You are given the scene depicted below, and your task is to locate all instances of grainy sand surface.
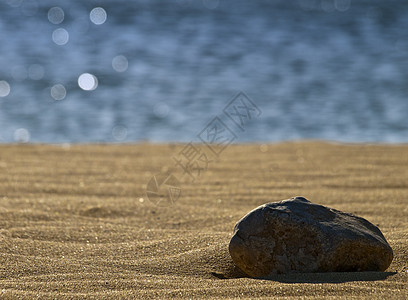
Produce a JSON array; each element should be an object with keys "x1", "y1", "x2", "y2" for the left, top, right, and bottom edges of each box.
[{"x1": 0, "y1": 142, "x2": 407, "y2": 299}]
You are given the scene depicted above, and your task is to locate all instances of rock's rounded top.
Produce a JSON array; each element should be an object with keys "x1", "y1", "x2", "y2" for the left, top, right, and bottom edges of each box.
[
  {"x1": 287, "y1": 196, "x2": 310, "y2": 203},
  {"x1": 229, "y1": 197, "x2": 393, "y2": 277}
]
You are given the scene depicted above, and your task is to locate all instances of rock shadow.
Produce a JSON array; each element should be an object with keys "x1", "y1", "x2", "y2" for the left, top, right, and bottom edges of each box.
[
  {"x1": 215, "y1": 269, "x2": 397, "y2": 283},
  {"x1": 258, "y1": 271, "x2": 397, "y2": 283}
]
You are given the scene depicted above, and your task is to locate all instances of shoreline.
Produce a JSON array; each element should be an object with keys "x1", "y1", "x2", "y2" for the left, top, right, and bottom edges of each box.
[{"x1": 2, "y1": 139, "x2": 408, "y2": 145}]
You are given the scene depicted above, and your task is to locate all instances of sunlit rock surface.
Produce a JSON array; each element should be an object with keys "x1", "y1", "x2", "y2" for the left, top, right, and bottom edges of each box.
[{"x1": 229, "y1": 197, "x2": 393, "y2": 277}]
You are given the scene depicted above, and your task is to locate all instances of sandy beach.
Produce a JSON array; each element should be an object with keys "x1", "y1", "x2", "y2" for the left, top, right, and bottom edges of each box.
[{"x1": 0, "y1": 142, "x2": 407, "y2": 299}]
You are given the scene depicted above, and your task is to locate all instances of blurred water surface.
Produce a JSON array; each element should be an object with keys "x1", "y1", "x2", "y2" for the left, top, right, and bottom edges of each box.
[{"x1": 0, "y1": 0, "x2": 407, "y2": 143}]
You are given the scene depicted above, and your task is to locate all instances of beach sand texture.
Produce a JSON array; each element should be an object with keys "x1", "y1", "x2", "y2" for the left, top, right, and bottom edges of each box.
[{"x1": 0, "y1": 142, "x2": 407, "y2": 299}]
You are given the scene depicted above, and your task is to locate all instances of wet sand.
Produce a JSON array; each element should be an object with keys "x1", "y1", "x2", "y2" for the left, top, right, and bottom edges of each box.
[{"x1": 0, "y1": 142, "x2": 407, "y2": 299}]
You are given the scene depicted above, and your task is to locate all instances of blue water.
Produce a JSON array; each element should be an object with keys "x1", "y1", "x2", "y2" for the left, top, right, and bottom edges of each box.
[{"x1": 1, "y1": 0, "x2": 408, "y2": 143}]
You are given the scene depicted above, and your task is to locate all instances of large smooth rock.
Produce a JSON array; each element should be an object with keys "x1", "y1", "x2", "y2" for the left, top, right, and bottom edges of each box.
[{"x1": 229, "y1": 197, "x2": 393, "y2": 277}]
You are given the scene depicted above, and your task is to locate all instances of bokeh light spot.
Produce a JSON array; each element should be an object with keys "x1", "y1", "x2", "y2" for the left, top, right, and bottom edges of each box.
[
  {"x1": 260, "y1": 144, "x2": 268, "y2": 153},
  {"x1": 112, "y1": 125, "x2": 128, "y2": 141},
  {"x1": 52, "y1": 28, "x2": 69, "y2": 45},
  {"x1": 0, "y1": 81, "x2": 11, "y2": 97},
  {"x1": 48, "y1": 7, "x2": 65, "y2": 24},
  {"x1": 335, "y1": 0, "x2": 351, "y2": 12},
  {"x1": 90, "y1": 7, "x2": 107, "y2": 25},
  {"x1": 51, "y1": 84, "x2": 66, "y2": 101},
  {"x1": 78, "y1": 73, "x2": 98, "y2": 91},
  {"x1": 28, "y1": 64, "x2": 45, "y2": 80},
  {"x1": 153, "y1": 103, "x2": 169, "y2": 118},
  {"x1": 112, "y1": 55, "x2": 128, "y2": 72},
  {"x1": 14, "y1": 128, "x2": 30, "y2": 143},
  {"x1": 7, "y1": 0, "x2": 22, "y2": 7}
]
